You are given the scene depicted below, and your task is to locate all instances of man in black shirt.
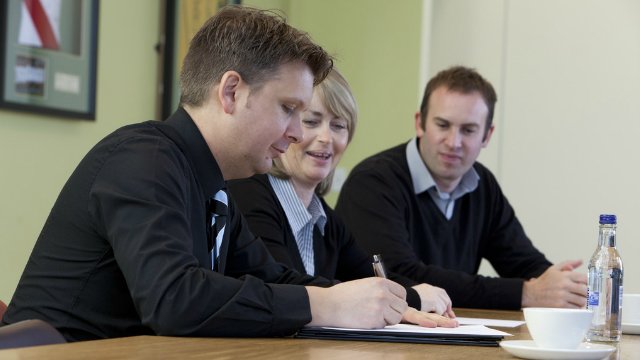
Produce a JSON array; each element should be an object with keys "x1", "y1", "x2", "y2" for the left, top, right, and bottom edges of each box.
[
  {"x1": 336, "y1": 66, "x2": 588, "y2": 310},
  {"x1": 2, "y1": 6, "x2": 412, "y2": 341}
]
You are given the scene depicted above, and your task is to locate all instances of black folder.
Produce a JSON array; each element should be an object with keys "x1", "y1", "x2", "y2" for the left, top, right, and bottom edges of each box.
[{"x1": 295, "y1": 326, "x2": 504, "y2": 347}]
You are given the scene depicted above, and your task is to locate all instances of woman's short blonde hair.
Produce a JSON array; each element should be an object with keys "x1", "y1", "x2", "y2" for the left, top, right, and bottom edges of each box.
[{"x1": 270, "y1": 68, "x2": 358, "y2": 196}]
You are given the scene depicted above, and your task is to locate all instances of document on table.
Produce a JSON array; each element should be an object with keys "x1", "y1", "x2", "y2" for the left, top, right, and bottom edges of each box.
[
  {"x1": 295, "y1": 323, "x2": 512, "y2": 347},
  {"x1": 456, "y1": 317, "x2": 525, "y2": 328}
]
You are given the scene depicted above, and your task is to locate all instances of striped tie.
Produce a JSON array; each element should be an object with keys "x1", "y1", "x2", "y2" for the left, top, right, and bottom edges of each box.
[{"x1": 208, "y1": 189, "x2": 228, "y2": 271}]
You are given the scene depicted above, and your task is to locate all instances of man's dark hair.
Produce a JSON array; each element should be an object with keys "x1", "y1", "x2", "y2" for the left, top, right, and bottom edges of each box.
[
  {"x1": 180, "y1": 6, "x2": 333, "y2": 106},
  {"x1": 419, "y1": 66, "x2": 497, "y2": 137}
]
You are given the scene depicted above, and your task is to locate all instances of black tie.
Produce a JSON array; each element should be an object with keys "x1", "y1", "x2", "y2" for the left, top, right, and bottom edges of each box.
[{"x1": 208, "y1": 189, "x2": 228, "y2": 271}]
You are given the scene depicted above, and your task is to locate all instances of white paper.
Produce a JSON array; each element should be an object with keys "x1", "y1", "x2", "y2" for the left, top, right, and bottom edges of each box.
[
  {"x1": 320, "y1": 323, "x2": 512, "y2": 337},
  {"x1": 456, "y1": 316, "x2": 525, "y2": 328}
]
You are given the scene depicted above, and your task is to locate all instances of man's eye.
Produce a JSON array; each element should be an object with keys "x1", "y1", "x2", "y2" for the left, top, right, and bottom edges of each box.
[{"x1": 282, "y1": 105, "x2": 294, "y2": 115}]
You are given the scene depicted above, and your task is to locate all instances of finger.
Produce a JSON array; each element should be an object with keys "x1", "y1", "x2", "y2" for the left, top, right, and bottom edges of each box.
[
  {"x1": 389, "y1": 295, "x2": 409, "y2": 316},
  {"x1": 445, "y1": 306, "x2": 456, "y2": 319},
  {"x1": 567, "y1": 292, "x2": 587, "y2": 308},
  {"x1": 383, "y1": 302, "x2": 405, "y2": 326},
  {"x1": 558, "y1": 259, "x2": 583, "y2": 271},
  {"x1": 419, "y1": 312, "x2": 458, "y2": 328},
  {"x1": 384, "y1": 279, "x2": 408, "y2": 299},
  {"x1": 440, "y1": 294, "x2": 454, "y2": 317},
  {"x1": 441, "y1": 292, "x2": 453, "y2": 309},
  {"x1": 567, "y1": 271, "x2": 588, "y2": 284},
  {"x1": 403, "y1": 308, "x2": 437, "y2": 328},
  {"x1": 566, "y1": 281, "x2": 588, "y2": 297},
  {"x1": 444, "y1": 291, "x2": 456, "y2": 319},
  {"x1": 386, "y1": 288, "x2": 409, "y2": 322},
  {"x1": 564, "y1": 300, "x2": 583, "y2": 309},
  {"x1": 435, "y1": 314, "x2": 459, "y2": 328},
  {"x1": 438, "y1": 298, "x2": 451, "y2": 315}
]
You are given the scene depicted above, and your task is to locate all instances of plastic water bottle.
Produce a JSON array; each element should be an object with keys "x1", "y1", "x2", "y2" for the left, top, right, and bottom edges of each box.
[{"x1": 586, "y1": 214, "x2": 623, "y2": 342}]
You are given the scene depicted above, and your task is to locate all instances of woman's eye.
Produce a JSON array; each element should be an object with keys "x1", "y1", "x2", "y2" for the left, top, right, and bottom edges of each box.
[{"x1": 332, "y1": 123, "x2": 347, "y2": 130}]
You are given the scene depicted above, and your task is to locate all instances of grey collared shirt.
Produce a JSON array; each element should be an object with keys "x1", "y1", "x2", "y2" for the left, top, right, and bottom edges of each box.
[
  {"x1": 268, "y1": 174, "x2": 326, "y2": 276},
  {"x1": 406, "y1": 138, "x2": 479, "y2": 219}
]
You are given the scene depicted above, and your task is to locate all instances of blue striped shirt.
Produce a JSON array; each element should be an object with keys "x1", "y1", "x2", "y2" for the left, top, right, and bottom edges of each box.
[{"x1": 268, "y1": 175, "x2": 326, "y2": 275}]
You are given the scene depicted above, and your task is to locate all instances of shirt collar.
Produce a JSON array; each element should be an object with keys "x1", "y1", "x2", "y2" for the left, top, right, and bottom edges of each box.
[
  {"x1": 164, "y1": 107, "x2": 225, "y2": 198},
  {"x1": 405, "y1": 137, "x2": 480, "y2": 196},
  {"x1": 269, "y1": 175, "x2": 327, "y2": 236}
]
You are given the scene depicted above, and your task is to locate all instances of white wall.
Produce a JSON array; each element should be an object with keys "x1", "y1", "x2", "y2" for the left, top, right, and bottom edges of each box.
[{"x1": 428, "y1": 0, "x2": 640, "y2": 292}]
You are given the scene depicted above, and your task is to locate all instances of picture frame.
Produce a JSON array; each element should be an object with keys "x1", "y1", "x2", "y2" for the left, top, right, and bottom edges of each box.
[
  {"x1": 161, "y1": 0, "x2": 240, "y2": 120},
  {"x1": 0, "y1": 0, "x2": 99, "y2": 120}
]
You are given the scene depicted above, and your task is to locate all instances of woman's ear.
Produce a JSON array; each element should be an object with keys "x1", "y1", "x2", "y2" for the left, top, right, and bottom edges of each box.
[{"x1": 218, "y1": 71, "x2": 242, "y2": 114}]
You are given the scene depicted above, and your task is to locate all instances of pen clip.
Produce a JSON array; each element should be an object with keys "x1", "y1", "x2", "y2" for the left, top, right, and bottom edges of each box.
[{"x1": 372, "y1": 254, "x2": 387, "y2": 279}]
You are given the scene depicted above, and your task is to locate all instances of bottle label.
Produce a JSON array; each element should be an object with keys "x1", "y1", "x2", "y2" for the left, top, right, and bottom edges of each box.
[
  {"x1": 588, "y1": 291, "x2": 599, "y2": 307},
  {"x1": 620, "y1": 286, "x2": 624, "y2": 309}
]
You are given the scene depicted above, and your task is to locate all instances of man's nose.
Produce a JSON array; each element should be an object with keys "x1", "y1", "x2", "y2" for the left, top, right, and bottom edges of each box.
[
  {"x1": 287, "y1": 116, "x2": 303, "y2": 144},
  {"x1": 445, "y1": 130, "x2": 462, "y2": 148}
]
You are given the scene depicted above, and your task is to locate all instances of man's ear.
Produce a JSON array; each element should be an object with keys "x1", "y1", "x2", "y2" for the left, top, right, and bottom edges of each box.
[
  {"x1": 482, "y1": 125, "x2": 495, "y2": 147},
  {"x1": 414, "y1": 111, "x2": 425, "y2": 138},
  {"x1": 218, "y1": 71, "x2": 242, "y2": 114}
]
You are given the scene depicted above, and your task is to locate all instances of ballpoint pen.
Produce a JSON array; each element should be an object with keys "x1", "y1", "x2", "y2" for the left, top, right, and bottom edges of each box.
[{"x1": 372, "y1": 254, "x2": 387, "y2": 279}]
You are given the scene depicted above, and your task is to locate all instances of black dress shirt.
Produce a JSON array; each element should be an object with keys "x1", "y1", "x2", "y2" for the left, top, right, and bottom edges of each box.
[{"x1": 2, "y1": 108, "x2": 331, "y2": 341}]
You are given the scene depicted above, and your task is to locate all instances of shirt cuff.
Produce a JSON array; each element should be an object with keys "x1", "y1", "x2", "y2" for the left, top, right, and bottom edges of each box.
[{"x1": 268, "y1": 283, "x2": 313, "y2": 335}]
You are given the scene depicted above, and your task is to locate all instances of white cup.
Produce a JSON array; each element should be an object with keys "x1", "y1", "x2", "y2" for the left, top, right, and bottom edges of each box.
[
  {"x1": 523, "y1": 308, "x2": 593, "y2": 349},
  {"x1": 622, "y1": 293, "x2": 640, "y2": 324}
]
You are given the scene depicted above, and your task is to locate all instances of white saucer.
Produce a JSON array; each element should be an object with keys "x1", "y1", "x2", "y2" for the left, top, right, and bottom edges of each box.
[
  {"x1": 500, "y1": 340, "x2": 615, "y2": 360},
  {"x1": 622, "y1": 322, "x2": 640, "y2": 334}
]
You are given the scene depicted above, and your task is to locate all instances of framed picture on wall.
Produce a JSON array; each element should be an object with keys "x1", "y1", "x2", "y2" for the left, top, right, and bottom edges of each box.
[
  {"x1": 161, "y1": 0, "x2": 240, "y2": 120},
  {"x1": 0, "y1": 0, "x2": 99, "y2": 120}
]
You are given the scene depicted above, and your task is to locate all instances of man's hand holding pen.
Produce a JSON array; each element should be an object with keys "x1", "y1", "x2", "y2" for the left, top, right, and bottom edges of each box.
[{"x1": 306, "y1": 277, "x2": 408, "y2": 329}]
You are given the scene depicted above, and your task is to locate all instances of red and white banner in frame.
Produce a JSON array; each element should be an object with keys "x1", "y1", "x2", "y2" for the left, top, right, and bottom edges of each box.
[{"x1": 18, "y1": 0, "x2": 61, "y2": 50}]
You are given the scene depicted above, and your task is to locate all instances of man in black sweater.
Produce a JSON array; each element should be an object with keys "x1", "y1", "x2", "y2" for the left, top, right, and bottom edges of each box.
[{"x1": 335, "y1": 66, "x2": 587, "y2": 310}]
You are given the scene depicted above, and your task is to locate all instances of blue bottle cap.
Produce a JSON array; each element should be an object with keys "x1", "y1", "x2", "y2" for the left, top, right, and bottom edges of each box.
[{"x1": 599, "y1": 214, "x2": 617, "y2": 224}]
